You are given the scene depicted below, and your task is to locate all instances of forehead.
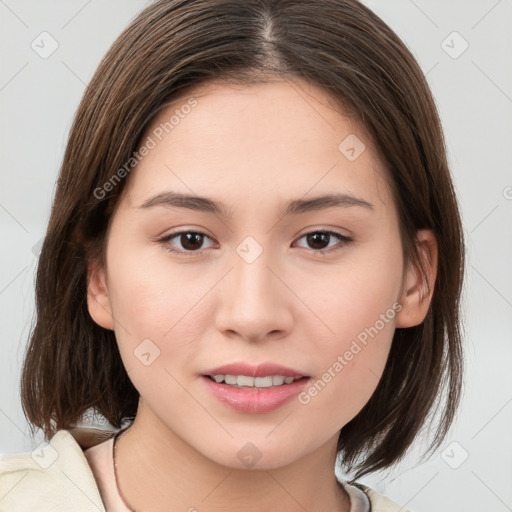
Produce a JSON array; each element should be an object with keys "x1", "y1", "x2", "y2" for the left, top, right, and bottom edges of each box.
[{"x1": 122, "y1": 78, "x2": 393, "y2": 215}]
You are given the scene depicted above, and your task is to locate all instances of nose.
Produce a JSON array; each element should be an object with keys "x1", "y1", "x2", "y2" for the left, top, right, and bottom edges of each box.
[{"x1": 214, "y1": 244, "x2": 294, "y2": 343}]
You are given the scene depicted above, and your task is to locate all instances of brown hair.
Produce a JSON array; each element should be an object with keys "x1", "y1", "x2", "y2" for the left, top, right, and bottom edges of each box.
[{"x1": 21, "y1": 0, "x2": 465, "y2": 480}]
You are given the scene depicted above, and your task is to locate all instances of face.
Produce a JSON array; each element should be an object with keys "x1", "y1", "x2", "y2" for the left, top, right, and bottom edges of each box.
[{"x1": 88, "y1": 78, "x2": 435, "y2": 470}]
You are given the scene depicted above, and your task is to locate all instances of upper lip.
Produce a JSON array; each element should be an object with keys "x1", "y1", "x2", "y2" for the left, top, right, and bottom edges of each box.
[{"x1": 202, "y1": 362, "x2": 308, "y2": 378}]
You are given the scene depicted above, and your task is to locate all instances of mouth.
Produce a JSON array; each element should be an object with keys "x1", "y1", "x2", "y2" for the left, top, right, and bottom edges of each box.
[
  {"x1": 201, "y1": 374, "x2": 310, "y2": 414},
  {"x1": 199, "y1": 362, "x2": 310, "y2": 412}
]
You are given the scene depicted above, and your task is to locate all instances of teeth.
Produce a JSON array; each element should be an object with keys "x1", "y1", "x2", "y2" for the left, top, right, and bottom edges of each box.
[
  {"x1": 238, "y1": 375, "x2": 255, "y2": 387},
  {"x1": 224, "y1": 374, "x2": 238, "y2": 385},
  {"x1": 209, "y1": 374, "x2": 303, "y2": 388}
]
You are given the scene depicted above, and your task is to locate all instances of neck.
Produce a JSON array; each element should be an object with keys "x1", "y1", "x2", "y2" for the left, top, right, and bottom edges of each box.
[{"x1": 115, "y1": 399, "x2": 350, "y2": 512}]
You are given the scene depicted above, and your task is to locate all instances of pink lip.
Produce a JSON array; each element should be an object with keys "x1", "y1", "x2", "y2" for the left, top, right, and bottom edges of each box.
[
  {"x1": 202, "y1": 362, "x2": 307, "y2": 379},
  {"x1": 201, "y1": 376, "x2": 310, "y2": 413}
]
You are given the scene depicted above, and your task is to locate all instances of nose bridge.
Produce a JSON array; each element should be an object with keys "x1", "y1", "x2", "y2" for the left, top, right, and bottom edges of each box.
[
  {"x1": 233, "y1": 242, "x2": 274, "y2": 301},
  {"x1": 215, "y1": 237, "x2": 291, "y2": 340},
  {"x1": 231, "y1": 237, "x2": 280, "y2": 309}
]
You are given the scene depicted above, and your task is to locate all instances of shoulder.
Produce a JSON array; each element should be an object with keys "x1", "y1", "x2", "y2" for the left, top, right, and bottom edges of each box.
[
  {"x1": 0, "y1": 429, "x2": 108, "y2": 512},
  {"x1": 351, "y1": 481, "x2": 413, "y2": 512}
]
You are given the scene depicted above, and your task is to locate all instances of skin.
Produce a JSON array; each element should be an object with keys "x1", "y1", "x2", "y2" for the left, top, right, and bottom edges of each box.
[{"x1": 87, "y1": 77, "x2": 437, "y2": 512}]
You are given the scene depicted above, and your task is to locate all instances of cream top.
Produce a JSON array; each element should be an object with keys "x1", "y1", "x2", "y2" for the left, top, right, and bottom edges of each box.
[{"x1": 0, "y1": 429, "x2": 407, "y2": 511}]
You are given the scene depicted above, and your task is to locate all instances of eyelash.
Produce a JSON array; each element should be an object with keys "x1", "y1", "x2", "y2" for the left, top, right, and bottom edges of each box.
[{"x1": 158, "y1": 229, "x2": 353, "y2": 257}]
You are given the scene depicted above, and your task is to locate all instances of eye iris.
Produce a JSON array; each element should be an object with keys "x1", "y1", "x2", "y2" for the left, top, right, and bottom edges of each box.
[
  {"x1": 307, "y1": 232, "x2": 330, "y2": 250},
  {"x1": 181, "y1": 232, "x2": 203, "y2": 251}
]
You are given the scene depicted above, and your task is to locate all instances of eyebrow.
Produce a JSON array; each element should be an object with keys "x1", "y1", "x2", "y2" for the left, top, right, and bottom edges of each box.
[{"x1": 138, "y1": 191, "x2": 374, "y2": 217}]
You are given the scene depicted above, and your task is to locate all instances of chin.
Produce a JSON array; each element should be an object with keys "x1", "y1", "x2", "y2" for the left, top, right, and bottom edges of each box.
[{"x1": 198, "y1": 436, "x2": 309, "y2": 472}]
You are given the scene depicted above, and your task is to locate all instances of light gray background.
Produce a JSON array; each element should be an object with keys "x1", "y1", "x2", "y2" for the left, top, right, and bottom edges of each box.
[{"x1": 1, "y1": 1, "x2": 511, "y2": 510}]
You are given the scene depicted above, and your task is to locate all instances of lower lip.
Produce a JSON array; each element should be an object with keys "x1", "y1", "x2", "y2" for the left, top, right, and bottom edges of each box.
[{"x1": 201, "y1": 376, "x2": 310, "y2": 413}]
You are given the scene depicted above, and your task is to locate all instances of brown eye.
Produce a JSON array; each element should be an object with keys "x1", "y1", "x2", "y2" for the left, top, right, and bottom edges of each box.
[
  {"x1": 295, "y1": 230, "x2": 352, "y2": 255},
  {"x1": 160, "y1": 230, "x2": 214, "y2": 255}
]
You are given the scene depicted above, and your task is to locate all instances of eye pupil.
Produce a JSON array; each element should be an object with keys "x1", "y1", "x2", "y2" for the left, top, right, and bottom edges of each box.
[{"x1": 307, "y1": 232, "x2": 329, "y2": 250}]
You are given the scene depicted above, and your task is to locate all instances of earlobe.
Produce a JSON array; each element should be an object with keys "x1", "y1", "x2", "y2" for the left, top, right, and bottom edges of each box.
[
  {"x1": 396, "y1": 229, "x2": 438, "y2": 328},
  {"x1": 86, "y1": 260, "x2": 115, "y2": 330}
]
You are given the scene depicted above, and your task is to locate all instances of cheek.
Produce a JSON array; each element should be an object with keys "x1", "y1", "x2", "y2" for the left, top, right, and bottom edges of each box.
[
  {"x1": 105, "y1": 256, "x2": 210, "y2": 416},
  {"x1": 296, "y1": 239, "x2": 403, "y2": 427},
  {"x1": 104, "y1": 239, "x2": 209, "y2": 377}
]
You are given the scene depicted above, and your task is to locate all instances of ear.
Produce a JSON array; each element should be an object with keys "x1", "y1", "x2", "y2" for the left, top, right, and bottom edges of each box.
[
  {"x1": 86, "y1": 259, "x2": 115, "y2": 330},
  {"x1": 395, "y1": 229, "x2": 438, "y2": 328}
]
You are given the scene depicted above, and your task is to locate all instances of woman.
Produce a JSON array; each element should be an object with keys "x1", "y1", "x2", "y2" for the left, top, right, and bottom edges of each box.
[{"x1": 0, "y1": 1, "x2": 464, "y2": 510}]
